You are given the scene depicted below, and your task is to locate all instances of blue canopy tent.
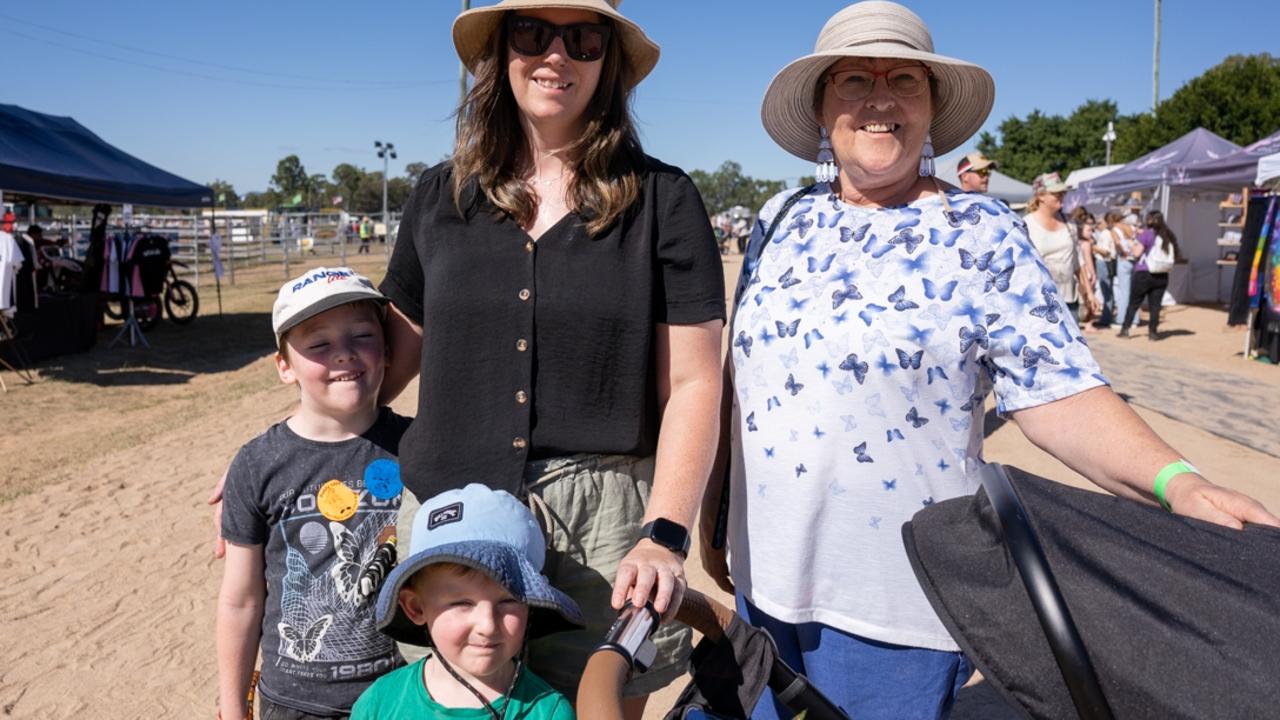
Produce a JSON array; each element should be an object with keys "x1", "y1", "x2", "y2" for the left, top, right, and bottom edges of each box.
[
  {"x1": 1068, "y1": 129, "x2": 1242, "y2": 304},
  {"x1": 0, "y1": 104, "x2": 212, "y2": 207}
]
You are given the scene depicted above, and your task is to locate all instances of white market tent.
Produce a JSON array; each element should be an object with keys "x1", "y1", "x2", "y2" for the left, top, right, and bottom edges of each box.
[
  {"x1": 1064, "y1": 164, "x2": 1122, "y2": 189},
  {"x1": 1257, "y1": 152, "x2": 1280, "y2": 186},
  {"x1": 934, "y1": 165, "x2": 1032, "y2": 204}
]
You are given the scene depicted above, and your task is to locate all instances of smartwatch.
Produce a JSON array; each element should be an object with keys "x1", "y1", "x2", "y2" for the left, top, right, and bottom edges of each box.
[{"x1": 640, "y1": 518, "x2": 690, "y2": 557}]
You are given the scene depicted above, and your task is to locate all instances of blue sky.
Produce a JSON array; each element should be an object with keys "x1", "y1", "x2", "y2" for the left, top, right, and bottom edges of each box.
[{"x1": 7, "y1": 1, "x2": 1278, "y2": 194}]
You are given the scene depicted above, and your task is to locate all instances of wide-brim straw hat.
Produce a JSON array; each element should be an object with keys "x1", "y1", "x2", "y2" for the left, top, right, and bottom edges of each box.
[
  {"x1": 452, "y1": 0, "x2": 660, "y2": 89},
  {"x1": 761, "y1": 1, "x2": 995, "y2": 161}
]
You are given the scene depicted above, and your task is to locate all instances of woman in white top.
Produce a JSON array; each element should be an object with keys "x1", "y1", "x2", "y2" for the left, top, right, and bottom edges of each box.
[
  {"x1": 1024, "y1": 173, "x2": 1081, "y2": 315},
  {"x1": 1092, "y1": 210, "x2": 1122, "y2": 327}
]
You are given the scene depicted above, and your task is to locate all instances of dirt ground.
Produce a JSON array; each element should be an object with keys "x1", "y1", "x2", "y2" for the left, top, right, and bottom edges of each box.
[{"x1": 1, "y1": 250, "x2": 1275, "y2": 718}]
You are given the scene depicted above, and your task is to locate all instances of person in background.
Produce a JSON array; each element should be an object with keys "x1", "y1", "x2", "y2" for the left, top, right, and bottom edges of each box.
[
  {"x1": 1091, "y1": 210, "x2": 1120, "y2": 327},
  {"x1": 1025, "y1": 173, "x2": 1082, "y2": 317},
  {"x1": 1114, "y1": 212, "x2": 1141, "y2": 326},
  {"x1": 955, "y1": 151, "x2": 996, "y2": 194},
  {"x1": 357, "y1": 216, "x2": 372, "y2": 254},
  {"x1": 1119, "y1": 209, "x2": 1178, "y2": 340},
  {"x1": 1068, "y1": 207, "x2": 1101, "y2": 330}
]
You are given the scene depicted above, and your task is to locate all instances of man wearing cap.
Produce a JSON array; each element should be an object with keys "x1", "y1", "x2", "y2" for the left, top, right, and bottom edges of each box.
[{"x1": 957, "y1": 152, "x2": 997, "y2": 194}]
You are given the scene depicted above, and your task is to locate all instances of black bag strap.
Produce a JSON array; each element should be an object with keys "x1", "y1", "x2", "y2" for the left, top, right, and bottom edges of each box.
[{"x1": 712, "y1": 185, "x2": 816, "y2": 550}]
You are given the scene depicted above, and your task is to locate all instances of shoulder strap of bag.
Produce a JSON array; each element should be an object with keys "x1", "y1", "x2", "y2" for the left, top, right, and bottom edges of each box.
[
  {"x1": 712, "y1": 184, "x2": 816, "y2": 550},
  {"x1": 742, "y1": 184, "x2": 816, "y2": 278}
]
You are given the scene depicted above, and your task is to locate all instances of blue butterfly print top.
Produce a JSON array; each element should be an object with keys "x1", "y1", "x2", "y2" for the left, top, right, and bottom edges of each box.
[{"x1": 724, "y1": 185, "x2": 1108, "y2": 651}]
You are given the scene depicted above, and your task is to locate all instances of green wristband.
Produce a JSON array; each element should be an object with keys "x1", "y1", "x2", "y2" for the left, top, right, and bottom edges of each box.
[{"x1": 1154, "y1": 460, "x2": 1199, "y2": 511}]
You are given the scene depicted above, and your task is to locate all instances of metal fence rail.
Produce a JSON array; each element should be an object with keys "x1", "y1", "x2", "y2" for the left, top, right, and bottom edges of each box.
[{"x1": 46, "y1": 210, "x2": 400, "y2": 288}]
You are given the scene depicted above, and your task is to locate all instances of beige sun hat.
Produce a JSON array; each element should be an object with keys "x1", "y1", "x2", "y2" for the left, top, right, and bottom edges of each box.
[
  {"x1": 761, "y1": 0, "x2": 995, "y2": 161},
  {"x1": 452, "y1": 0, "x2": 660, "y2": 88}
]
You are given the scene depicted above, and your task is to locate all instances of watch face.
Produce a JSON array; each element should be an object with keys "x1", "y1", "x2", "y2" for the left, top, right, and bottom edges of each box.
[{"x1": 649, "y1": 518, "x2": 689, "y2": 554}]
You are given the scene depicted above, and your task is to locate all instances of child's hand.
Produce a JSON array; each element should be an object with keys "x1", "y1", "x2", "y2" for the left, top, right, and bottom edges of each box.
[{"x1": 209, "y1": 469, "x2": 228, "y2": 559}]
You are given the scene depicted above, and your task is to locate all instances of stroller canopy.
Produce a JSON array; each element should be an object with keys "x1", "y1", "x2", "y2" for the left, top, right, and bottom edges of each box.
[
  {"x1": 903, "y1": 466, "x2": 1280, "y2": 720},
  {"x1": 0, "y1": 104, "x2": 212, "y2": 207}
]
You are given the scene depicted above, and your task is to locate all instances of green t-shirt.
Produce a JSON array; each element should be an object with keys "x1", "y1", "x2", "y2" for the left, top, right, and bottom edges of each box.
[{"x1": 351, "y1": 656, "x2": 575, "y2": 719}]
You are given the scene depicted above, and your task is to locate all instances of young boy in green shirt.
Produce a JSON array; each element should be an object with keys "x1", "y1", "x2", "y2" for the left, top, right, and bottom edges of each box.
[{"x1": 354, "y1": 484, "x2": 582, "y2": 719}]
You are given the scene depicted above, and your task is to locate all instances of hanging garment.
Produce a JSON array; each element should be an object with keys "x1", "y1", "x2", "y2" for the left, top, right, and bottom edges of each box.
[
  {"x1": 0, "y1": 231, "x2": 22, "y2": 312},
  {"x1": 130, "y1": 234, "x2": 170, "y2": 296},
  {"x1": 100, "y1": 233, "x2": 123, "y2": 294}
]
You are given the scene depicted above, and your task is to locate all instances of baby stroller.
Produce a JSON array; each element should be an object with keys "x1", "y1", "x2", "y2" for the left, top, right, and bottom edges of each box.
[{"x1": 579, "y1": 463, "x2": 1280, "y2": 719}]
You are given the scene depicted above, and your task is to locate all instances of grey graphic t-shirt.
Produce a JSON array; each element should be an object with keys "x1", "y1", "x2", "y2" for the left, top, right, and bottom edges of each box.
[{"x1": 222, "y1": 408, "x2": 411, "y2": 715}]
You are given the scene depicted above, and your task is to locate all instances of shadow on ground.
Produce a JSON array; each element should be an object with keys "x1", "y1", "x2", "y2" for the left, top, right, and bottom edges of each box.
[{"x1": 32, "y1": 312, "x2": 274, "y2": 387}]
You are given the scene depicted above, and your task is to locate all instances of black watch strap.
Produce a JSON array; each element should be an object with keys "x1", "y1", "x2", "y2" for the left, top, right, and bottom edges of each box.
[{"x1": 640, "y1": 518, "x2": 690, "y2": 557}]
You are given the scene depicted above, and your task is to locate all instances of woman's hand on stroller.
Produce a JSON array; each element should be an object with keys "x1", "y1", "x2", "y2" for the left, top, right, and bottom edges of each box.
[
  {"x1": 1165, "y1": 474, "x2": 1280, "y2": 530},
  {"x1": 612, "y1": 539, "x2": 687, "y2": 621}
]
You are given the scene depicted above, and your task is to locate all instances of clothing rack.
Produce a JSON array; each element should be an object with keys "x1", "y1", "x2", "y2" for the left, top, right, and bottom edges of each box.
[{"x1": 1238, "y1": 189, "x2": 1278, "y2": 362}]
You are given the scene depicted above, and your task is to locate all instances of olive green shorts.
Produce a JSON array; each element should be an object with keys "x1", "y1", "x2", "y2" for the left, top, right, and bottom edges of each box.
[
  {"x1": 522, "y1": 453, "x2": 693, "y2": 699},
  {"x1": 394, "y1": 453, "x2": 692, "y2": 699}
]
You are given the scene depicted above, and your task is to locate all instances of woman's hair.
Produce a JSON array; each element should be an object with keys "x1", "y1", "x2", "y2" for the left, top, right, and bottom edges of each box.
[
  {"x1": 1103, "y1": 210, "x2": 1124, "y2": 225},
  {"x1": 450, "y1": 15, "x2": 645, "y2": 237},
  {"x1": 1069, "y1": 207, "x2": 1094, "y2": 239},
  {"x1": 1145, "y1": 210, "x2": 1179, "y2": 258},
  {"x1": 1026, "y1": 192, "x2": 1042, "y2": 212}
]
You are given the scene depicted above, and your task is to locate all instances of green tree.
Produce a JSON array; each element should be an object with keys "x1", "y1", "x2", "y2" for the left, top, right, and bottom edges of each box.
[
  {"x1": 1114, "y1": 54, "x2": 1280, "y2": 161},
  {"x1": 690, "y1": 161, "x2": 788, "y2": 216},
  {"x1": 355, "y1": 171, "x2": 387, "y2": 214},
  {"x1": 404, "y1": 162, "x2": 430, "y2": 182},
  {"x1": 241, "y1": 190, "x2": 277, "y2": 209},
  {"x1": 977, "y1": 100, "x2": 1135, "y2": 182},
  {"x1": 331, "y1": 163, "x2": 365, "y2": 210},
  {"x1": 207, "y1": 179, "x2": 241, "y2": 209},
  {"x1": 270, "y1": 155, "x2": 309, "y2": 199}
]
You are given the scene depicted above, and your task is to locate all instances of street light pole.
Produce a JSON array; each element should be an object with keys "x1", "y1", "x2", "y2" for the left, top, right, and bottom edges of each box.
[
  {"x1": 1152, "y1": 0, "x2": 1162, "y2": 111},
  {"x1": 1102, "y1": 121, "x2": 1117, "y2": 166},
  {"x1": 375, "y1": 140, "x2": 396, "y2": 255}
]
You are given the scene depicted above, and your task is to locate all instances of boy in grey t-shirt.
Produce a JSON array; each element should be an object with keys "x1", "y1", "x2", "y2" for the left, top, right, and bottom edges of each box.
[{"x1": 217, "y1": 268, "x2": 410, "y2": 719}]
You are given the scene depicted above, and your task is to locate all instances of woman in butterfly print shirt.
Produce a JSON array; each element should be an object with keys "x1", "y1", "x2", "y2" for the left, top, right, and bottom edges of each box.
[{"x1": 698, "y1": 3, "x2": 1280, "y2": 718}]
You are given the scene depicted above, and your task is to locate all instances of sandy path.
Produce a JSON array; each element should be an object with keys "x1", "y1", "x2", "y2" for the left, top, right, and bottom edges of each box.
[{"x1": 1, "y1": 252, "x2": 1275, "y2": 719}]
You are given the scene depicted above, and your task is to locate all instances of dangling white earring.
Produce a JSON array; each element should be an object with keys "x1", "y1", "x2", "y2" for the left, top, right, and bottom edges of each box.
[
  {"x1": 816, "y1": 127, "x2": 838, "y2": 184},
  {"x1": 918, "y1": 133, "x2": 935, "y2": 178}
]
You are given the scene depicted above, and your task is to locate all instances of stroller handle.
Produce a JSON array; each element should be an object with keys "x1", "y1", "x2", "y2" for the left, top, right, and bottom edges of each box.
[
  {"x1": 980, "y1": 463, "x2": 1115, "y2": 720},
  {"x1": 578, "y1": 589, "x2": 850, "y2": 720},
  {"x1": 578, "y1": 589, "x2": 730, "y2": 719}
]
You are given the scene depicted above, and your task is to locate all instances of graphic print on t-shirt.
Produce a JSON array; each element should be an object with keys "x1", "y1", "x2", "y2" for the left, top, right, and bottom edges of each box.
[{"x1": 275, "y1": 469, "x2": 399, "y2": 670}]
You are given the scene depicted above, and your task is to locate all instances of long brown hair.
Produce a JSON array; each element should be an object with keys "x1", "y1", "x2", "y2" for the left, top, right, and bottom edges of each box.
[
  {"x1": 1145, "y1": 210, "x2": 1179, "y2": 259},
  {"x1": 450, "y1": 14, "x2": 645, "y2": 236}
]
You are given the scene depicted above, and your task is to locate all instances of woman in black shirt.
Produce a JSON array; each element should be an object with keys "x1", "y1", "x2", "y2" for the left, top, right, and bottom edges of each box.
[{"x1": 378, "y1": 1, "x2": 725, "y2": 708}]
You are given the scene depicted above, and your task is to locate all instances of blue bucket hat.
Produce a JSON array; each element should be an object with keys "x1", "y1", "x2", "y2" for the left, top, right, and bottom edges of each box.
[{"x1": 375, "y1": 484, "x2": 583, "y2": 646}]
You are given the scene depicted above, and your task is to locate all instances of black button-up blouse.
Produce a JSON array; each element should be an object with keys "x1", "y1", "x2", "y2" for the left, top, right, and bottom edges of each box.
[{"x1": 380, "y1": 157, "x2": 726, "y2": 500}]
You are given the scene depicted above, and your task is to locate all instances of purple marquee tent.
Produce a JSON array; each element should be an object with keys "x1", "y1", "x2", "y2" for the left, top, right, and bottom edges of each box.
[
  {"x1": 1173, "y1": 129, "x2": 1280, "y2": 192},
  {"x1": 1067, "y1": 129, "x2": 1243, "y2": 304},
  {"x1": 1069, "y1": 128, "x2": 1241, "y2": 206}
]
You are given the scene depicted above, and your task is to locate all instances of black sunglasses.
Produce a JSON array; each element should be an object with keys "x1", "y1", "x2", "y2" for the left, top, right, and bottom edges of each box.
[{"x1": 506, "y1": 14, "x2": 611, "y2": 62}]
